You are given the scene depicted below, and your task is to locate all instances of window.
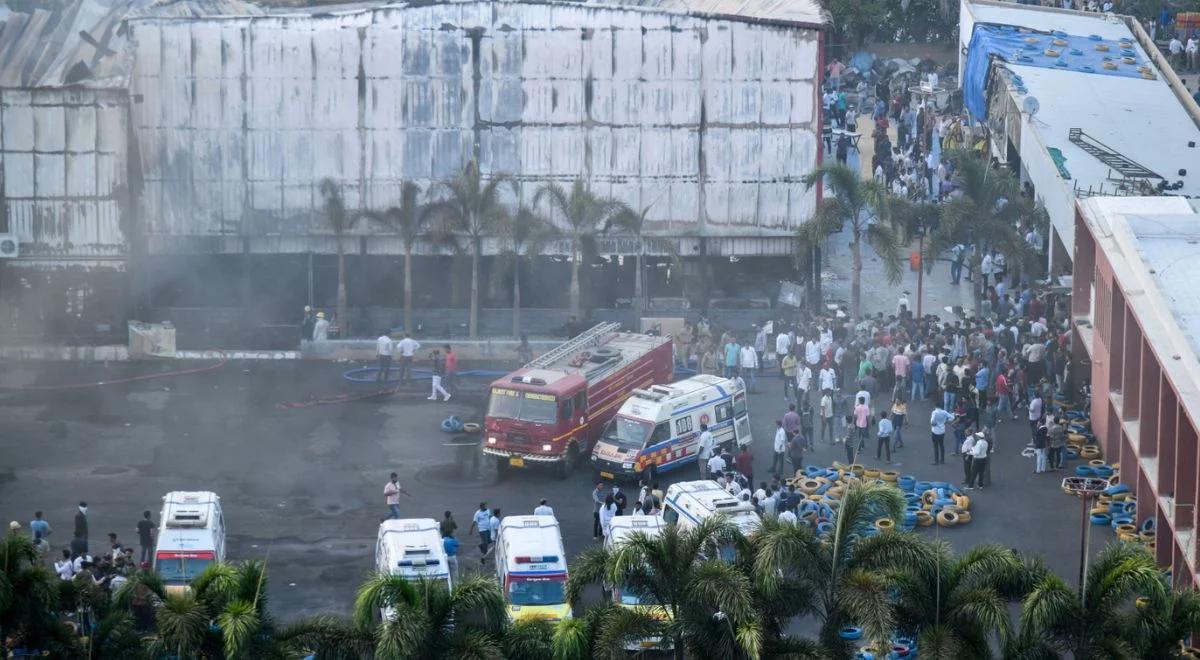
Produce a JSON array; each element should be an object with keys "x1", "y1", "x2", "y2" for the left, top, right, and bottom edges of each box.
[
  {"x1": 561, "y1": 398, "x2": 574, "y2": 421},
  {"x1": 675, "y1": 416, "x2": 693, "y2": 435},
  {"x1": 663, "y1": 507, "x2": 679, "y2": 524},
  {"x1": 715, "y1": 402, "x2": 733, "y2": 423},
  {"x1": 574, "y1": 392, "x2": 587, "y2": 414},
  {"x1": 648, "y1": 422, "x2": 671, "y2": 447},
  {"x1": 733, "y1": 393, "x2": 747, "y2": 418}
]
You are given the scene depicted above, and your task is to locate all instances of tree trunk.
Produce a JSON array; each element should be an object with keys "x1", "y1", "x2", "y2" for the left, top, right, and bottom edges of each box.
[
  {"x1": 469, "y1": 238, "x2": 480, "y2": 338},
  {"x1": 634, "y1": 242, "x2": 644, "y2": 321},
  {"x1": 851, "y1": 232, "x2": 863, "y2": 322},
  {"x1": 512, "y1": 259, "x2": 522, "y2": 338},
  {"x1": 336, "y1": 242, "x2": 348, "y2": 338},
  {"x1": 569, "y1": 240, "x2": 582, "y2": 318},
  {"x1": 812, "y1": 243, "x2": 823, "y2": 313},
  {"x1": 403, "y1": 247, "x2": 413, "y2": 334}
]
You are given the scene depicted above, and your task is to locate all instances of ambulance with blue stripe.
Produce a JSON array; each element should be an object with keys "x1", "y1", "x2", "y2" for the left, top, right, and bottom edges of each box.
[
  {"x1": 494, "y1": 515, "x2": 571, "y2": 622},
  {"x1": 590, "y1": 375, "x2": 751, "y2": 480}
]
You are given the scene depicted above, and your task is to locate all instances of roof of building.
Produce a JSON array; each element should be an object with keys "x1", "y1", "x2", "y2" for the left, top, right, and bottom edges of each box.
[
  {"x1": 1079, "y1": 196, "x2": 1200, "y2": 422},
  {"x1": 594, "y1": 0, "x2": 824, "y2": 27}
]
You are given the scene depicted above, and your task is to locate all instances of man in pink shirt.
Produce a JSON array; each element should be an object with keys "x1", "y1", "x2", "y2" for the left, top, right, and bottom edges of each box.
[
  {"x1": 383, "y1": 472, "x2": 410, "y2": 520},
  {"x1": 443, "y1": 344, "x2": 458, "y2": 393},
  {"x1": 892, "y1": 352, "x2": 910, "y2": 393},
  {"x1": 853, "y1": 396, "x2": 871, "y2": 453}
]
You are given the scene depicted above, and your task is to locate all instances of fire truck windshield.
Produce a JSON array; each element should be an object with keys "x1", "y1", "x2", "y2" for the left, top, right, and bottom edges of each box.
[{"x1": 488, "y1": 388, "x2": 557, "y2": 424}]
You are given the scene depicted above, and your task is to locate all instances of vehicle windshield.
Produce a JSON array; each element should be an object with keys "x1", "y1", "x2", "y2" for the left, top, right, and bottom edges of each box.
[
  {"x1": 618, "y1": 584, "x2": 660, "y2": 606},
  {"x1": 508, "y1": 576, "x2": 567, "y2": 606},
  {"x1": 488, "y1": 389, "x2": 558, "y2": 424},
  {"x1": 156, "y1": 557, "x2": 213, "y2": 584},
  {"x1": 602, "y1": 416, "x2": 652, "y2": 451}
]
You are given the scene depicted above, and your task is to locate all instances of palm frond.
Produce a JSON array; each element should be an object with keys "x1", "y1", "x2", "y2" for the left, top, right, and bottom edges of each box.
[
  {"x1": 217, "y1": 598, "x2": 261, "y2": 659},
  {"x1": 565, "y1": 546, "x2": 611, "y2": 606},
  {"x1": 352, "y1": 572, "x2": 421, "y2": 628},
  {"x1": 448, "y1": 576, "x2": 509, "y2": 638},
  {"x1": 155, "y1": 591, "x2": 211, "y2": 657},
  {"x1": 275, "y1": 614, "x2": 375, "y2": 660},
  {"x1": 502, "y1": 618, "x2": 556, "y2": 660},
  {"x1": 592, "y1": 605, "x2": 667, "y2": 658},
  {"x1": 837, "y1": 568, "x2": 895, "y2": 653}
]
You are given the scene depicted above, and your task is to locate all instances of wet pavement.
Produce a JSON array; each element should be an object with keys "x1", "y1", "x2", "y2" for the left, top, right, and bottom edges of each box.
[{"x1": 0, "y1": 357, "x2": 1108, "y2": 620}]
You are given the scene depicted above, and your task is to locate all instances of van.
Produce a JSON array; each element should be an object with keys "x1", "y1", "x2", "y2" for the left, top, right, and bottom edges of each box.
[
  {"x1": 154, "y1": 491, "x2": 225, "y2": 594},
  {"x1": 376, "y1": 518, "x2": 452, "y2": 590},
  {"x1": 662, "y1": 481, "x2": 760, "y2": 562},
  {"x1": 591, "y1": 375, "x2": 751, "y2": 480},
  {"x1": 494, "y1": 515, "x2": 571, "y2": 622},
  {"x1": 605, "y1": 515, "x2": 670, "y2": 651}
]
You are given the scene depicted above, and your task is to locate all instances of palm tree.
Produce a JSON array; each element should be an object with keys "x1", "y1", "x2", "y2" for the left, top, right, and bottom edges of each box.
[
  {"x1": 319, "y1": 179, "x2": 352, "y2": 336},
  {"x1": 567, "y1": 516, "x2": 769, "y2": 659},
  {"x1": 360, "y1": 181, "x2": 435, "y2": 335},
  {"x1": 1121, "y1": 581, "x2": 1200, "y2": 659},
  {"x1": 607, "y1": 203, "x2": 681, "y2": 321},
  {"x1": 924, "y1": 150, "x2": 1039, "y2": 317},
  {"x1": 534, "y1": 179, "x2": 632, "y2": 319},
  {"x1": 859, "y1": 540, "x2": 1040, "y2": 659},
  {"x1": 502, "y1": 206, "x2": 556, "y2": 337},
  {"x1": 353, "y1": 573, "x2": 508, "y2": 658},
  {"x1": 0, "y1": 534, "x2": 77, "y2": 656},
  {"x1": 1016, "y1": 542, "x2": 1166, "y2": 659},
  {"x1": 799, "y1": 163, "x2": 903, "y2": 320},
  {"x1": 753, "y1": 480, "x2": 907, "y2": 656},
  {"x1": 429, "y1": 160, "x2": 514, "y2": 338}
]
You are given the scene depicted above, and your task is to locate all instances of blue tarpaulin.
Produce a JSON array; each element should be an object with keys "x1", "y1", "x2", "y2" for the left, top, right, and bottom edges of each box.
[{"x1": 963, "y1": 23, "x2": 1153, "y2": 122}]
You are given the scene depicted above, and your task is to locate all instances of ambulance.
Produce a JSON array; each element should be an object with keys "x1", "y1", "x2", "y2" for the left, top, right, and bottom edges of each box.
[
  {"x1": 591, "y1": 374, "x2": 751, "y2": 480},
  {"x1": 605, "y1": 515, "x2": 670, "y2": 651},
  {"x1": 154, "y1": 491, "x2": 225, "y2": 594},
  {"x1": 494, "y1": 515, "x2": 571, "y2": 622},
  {"x1": 375, "y1": 518, "x2": 452, "y2": 590},
  {"x1": 662, "y1": 481, "x2": 760, "y2": 562}
]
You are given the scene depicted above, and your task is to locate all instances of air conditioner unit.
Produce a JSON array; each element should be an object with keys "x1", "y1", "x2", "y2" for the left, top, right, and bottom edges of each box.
[{"x1": 0, "y1": 234, "x2": 17, "y2": 259}]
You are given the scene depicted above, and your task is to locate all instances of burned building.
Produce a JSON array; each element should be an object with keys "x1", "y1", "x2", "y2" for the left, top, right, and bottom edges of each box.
[{"x1": 1, "y1": 0, "x2": 825, "y2": 345}]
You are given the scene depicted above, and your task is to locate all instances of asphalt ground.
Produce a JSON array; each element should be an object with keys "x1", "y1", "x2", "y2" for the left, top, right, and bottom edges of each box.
[{"x1": 0, "y1": 359, "x2": 1110, "y2": 620}]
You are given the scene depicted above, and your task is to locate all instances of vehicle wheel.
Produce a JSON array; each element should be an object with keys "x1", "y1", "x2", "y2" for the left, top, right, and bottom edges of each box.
[{"x1": 558, "y1": 443, "x2": 579, "y2": 480}]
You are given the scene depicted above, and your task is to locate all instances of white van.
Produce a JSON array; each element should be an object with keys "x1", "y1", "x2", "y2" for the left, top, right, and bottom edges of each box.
[
  {"x1": 494, "y1": 515, "x2": 571, "y2": 622},
  {"x1": 605, "y1": 516, "x2": 670, "y2": 651},
  {"x1": 376, "y1": 518, "x2": 452, "y2": 590},
  {"x1": 154, "y1": 491, "x2": 225, "y2": 594},
  {"x1": 662, "y1": 481, "x2": 760, "y2": 562},
  {"x1": 591, "y1": 375, "x2": 751, "y2": 480}
]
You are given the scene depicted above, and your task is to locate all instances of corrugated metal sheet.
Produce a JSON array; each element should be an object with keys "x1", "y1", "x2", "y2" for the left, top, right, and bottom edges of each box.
[{"x1": 131, "y1": 0, "x2": 821, "y2": 254}]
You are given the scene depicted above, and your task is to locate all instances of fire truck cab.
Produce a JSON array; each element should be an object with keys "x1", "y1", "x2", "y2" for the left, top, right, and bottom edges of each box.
[{"x1": 484, "y1": 323, "x2": 673, "y2": 478}]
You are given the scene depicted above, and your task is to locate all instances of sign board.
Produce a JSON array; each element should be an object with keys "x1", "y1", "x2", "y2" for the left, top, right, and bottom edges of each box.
[{"x1": 128, "y1": 321, "x2": 176, "y2": 358}]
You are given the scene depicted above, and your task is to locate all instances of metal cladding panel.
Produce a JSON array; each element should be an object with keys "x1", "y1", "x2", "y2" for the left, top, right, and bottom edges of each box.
[
  {"x1": 33, "y1": 104, "x2": 66, "y2": 152},
  {"x1": 66, "y1": 153, "x2": 97, "y2": 197},
  {"x1": 130, "y1": 3, "x2": 820, "y2": 253}
]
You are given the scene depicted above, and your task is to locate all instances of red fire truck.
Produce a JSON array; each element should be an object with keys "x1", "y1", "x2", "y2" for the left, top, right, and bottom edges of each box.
[{"x1": 483, "y1": 323, "x2": 674, "y2": 478}]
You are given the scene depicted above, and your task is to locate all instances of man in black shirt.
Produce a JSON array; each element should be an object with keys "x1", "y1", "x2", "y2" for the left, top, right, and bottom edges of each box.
[
  {"x1": 136, "y1": 511, "x2": 157, "y2": 565},
  {"x1": 73, "y1": 502, "x2": 89, "y2": 552}
]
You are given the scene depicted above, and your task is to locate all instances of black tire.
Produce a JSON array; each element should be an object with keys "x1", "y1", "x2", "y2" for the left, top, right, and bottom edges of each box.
[{"x1": 558, "y1": 443, "x2": 580, "y2": 480}]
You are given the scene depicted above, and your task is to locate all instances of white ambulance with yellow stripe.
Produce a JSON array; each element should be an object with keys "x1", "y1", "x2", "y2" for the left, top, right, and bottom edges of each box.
[
  {"x1": 590, "y1": 375, "x2": 751, "y2": 480},
  {"x1": 605, "y1": 515, "x2": 671, "y2": 651},
  {"x1": 494, "y1": 515, "x2": 571, "y2": 622}
]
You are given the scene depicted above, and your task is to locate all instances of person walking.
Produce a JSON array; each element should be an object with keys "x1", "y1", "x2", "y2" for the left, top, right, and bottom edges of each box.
[
  {"x1": 930, "y1": 404, "x2": 953, "y2": 465},
  {"x1": 771, "y1": 420, "x2": 788, "y2": 476},
  {"x1": 396, "y1": 333, "x2": 420, "y2": 385},
  {"x1": 383, "y1": 473, "x2": 410, "y2": 519},
  {"x1": 442, "y1": 531, "x2": 460, "y2": 581},
  {"x1": 428, "y1": 350, "x2": 452, "y2": 402},
  {"x1": 591, "y1": 483, "x2": 606, "y2": 540},
  {"x1": 968, "y1": 432, "x2": 989, "y2": 490},
  {"x1": 799, "y1": 399, "x2": 815, "y2": 450},
  {"x1": 469, "y1": 502, "x2": 493, "y2": 564},
  {"x1": 853, "y1": 396, "x2": 871, "y2": 453},
  {"x1": 876, "y1": 411, "x2": 894, "y2": 464},
  {"x1": 29, "y1": 511, "x2": 51, "y2": 544},
  {"x1": 375, "y1": 332, "x2": 394, "y2": 383},
  {"x1": 136, "y1": 511, "x2": 156, "y2": 565},
  {"x1": 795, "y1": 361, "x2": 813, "y2": 407},
  {"x1": 788, "y1": 428, "x2": 806, "y2": 477},
  {"x1": 697, "y1": 424, "x2": 715, "y2": 479},
  {"x1": 73, "y1": 502, "x2": 88, "y2": 552},
  {"x1": 819, "y1": 390, "x2": 836, "y2": 444},
  {"x1": 1048, "y1": 416, "x2": 1067, "y2": 470},
  {"x1": 739, "y1": 342, "x2": 759, "y2": 392},
  {"x1": 781, "y1": 350, "x2": 797, "y2": 401},
  {"x1": 723, "y1": 337, "x2": 740, "y2": 378},
  {"x1": 439, "y1": 510, "x2": 458, "y2": 538},
  {"x1": 599, "y1": 494, "x2": 618, "y2": 540},
  {"x1": 890, "y1": 397, "x2": 907, "y2": 450},
  {"x1": 841, "y1": 414, "x2": 857, "y2": 464}
]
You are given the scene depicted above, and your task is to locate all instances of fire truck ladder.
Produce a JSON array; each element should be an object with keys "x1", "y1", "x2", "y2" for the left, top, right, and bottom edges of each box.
[
  {"x1": 525, "y1": 322, "x2": 622, "y2": 369},
  {"x1": 1068, "y1": 128, "x2": 1162, "y2": 180}
]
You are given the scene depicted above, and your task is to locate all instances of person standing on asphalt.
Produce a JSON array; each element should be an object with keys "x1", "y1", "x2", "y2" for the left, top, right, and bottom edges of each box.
[
  {"x1": 959, "y1": 432, "x2": 976, "y2": 485},
  {"x1": 74, "y1": 502, "x2": 88, "y2": 550},
  {"x1": 853, "y1": 396, "x2": 871, "y2": 452},
  {"x1": 442, "y1": 531, "x2": 460, "y2": 581},
  {"x1": 890, "y1": 397, "x2": 907, "y2": 450},
  {"x1": 136, "y1": 511, "x2": 156, "y2": 564},
  {"x1": 599, "y1": 495, "x2": 618, "y2": 540},
  {"x1": 799, "y1": 399, "x2": 815, "y2": 450},
  {"x1": 735, "y1": 445, "x2": 754, "y2": 484},
  {"x1": 772, "y1": 420, "x2": 788, "y2": 476},
  {"x1": 469, "y1": 502, "x2": 493, "y2": 563},
  {"x1": 930, "y1": 403, "x2": 953, "y2": 465},
  {"x1": 1033, "y1": 417, "x2": 1049, "y2": 474},
  {"x1": 312, "y1": 311, "x2": 330, "y2": 341},
  {"x1": 788, "y1": 431, "x2": 806, "y2": 477},
  {"x1": 443, "y1": 345, "x2": 458, "y2": 393},
  {"x1": 782, "y1": 404, "x2": 800, "y2": 444},
  {"x1": 739, "y1": 342, "x2": 759, "y2": 392},
  {"x1": 754, "y1": 324, "x2": 768, "y2": 375},
  {"x1": 796, "y1": 361, "x2": 813, "y2": 406},
  {"x1": 876, "y1": 411, "x2": 893, "y2": 464},
  {"x1": 697, "y1": 424, "x2": 715, "y2": 479},
  {"x1": 781, "y1": 350, "x2": 797, "y2": 401},
  {"x1": 428, "y1": 350, "x2": 452, "y2": 402},
  {"x1": 30, "y1": 511, "x2": 51, "y2": 543},
  {"x1": 375, "y1": 331, "x2": 394, "y2": 383},
  {"x1": 820, "y1": 390, "x2": 836, "y2": 444},
  {"x1": 1028, "y1": 391, "x2": 1044, "y2": 440},
  {"x1": 592, "y1": 483, "x2": 606, "y2": 540},
  {"x1": 439, "y1": 510, "x2": 458, "y2": 538},
  {"x1": 396, "y1": 333, "x2": 421, "y2": 386},
  {"x1": 383, "y1": 473, "x2": 410, "y2": 519},
  {"x1": 534, "y1": 499, "x2": 555, "y2": 517}
]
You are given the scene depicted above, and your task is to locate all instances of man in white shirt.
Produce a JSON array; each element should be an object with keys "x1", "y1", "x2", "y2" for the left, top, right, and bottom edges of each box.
[
  {"x1": 819, "y1": 365, "x2": 837, "y2": 393},
  {"x1": 697, "y1": 424, "x2": 715, "y2": 478},
  {"x1": 707, "y1": 452, "x2": 727, "y2": 477},
  {"x1": 775, "y1": 331, "x2": 791, "y2": 364},
  {"x1": 395, "y1": 333, "x2": 421, "y2": 385},
  {"x1": 375, "y1": 333, "x2": 394, "y2": 383},
  {"x1": 796, "y1": 363, "x2": 813, "y2": 403},
  {"x1": 1169, "y1": 36, "x2": 1184, "y2": 68},
  {"x1": 469, "y1": 502, "x2": 493, "y2": 563},
  {"x1": 312, "y1": 312, "x2": 330, "y2": 341},
  {"x1": 54, "y1": 550, "x2": 75, "y2": 580},
  {"x1": 533, "y1": 499, "x2": 555, "y2": 517},
  {"x1": 777, "y1": 506, "x2": 798, "y2": 525},
  {"x1": 754, "y1": 326, "x2": 768, "y2": 374},
  {"x1": 1188, "y1": 37, "x2": 1199, "y2": 72},
  {"x1": 772, "y1": 420, "x2": 788, "y2": 475},
  {"x1": 805, "y1": 336, "x2": 822, "y2": 368},
  {"x1": 739, "y1": 344, "x2": 759, "y2": 390},
  {"x1": 1030, "y1": 318, "x2": 1048, "y2": 338},
  {"x1": 967, "y1": 433, "x2": 989, "y2": 490}
]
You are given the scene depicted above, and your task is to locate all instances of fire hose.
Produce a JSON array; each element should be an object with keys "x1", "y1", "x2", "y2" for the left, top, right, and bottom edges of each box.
[{"x1": 0, "y1": 351, "x2": 228, "y2": 391}]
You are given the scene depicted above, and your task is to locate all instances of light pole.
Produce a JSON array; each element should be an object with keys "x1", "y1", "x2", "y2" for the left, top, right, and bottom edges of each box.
[{"x1": 1062, "y1": 476, "x2": 1109, "y2": 595}]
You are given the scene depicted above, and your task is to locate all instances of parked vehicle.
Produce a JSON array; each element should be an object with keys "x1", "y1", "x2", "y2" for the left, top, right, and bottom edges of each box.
[
  {"x1": 154, "y1": 491, "x2": 225, "y2": 595},
  {"x1": 494, "y1": 515, "x2": 571, "y2": 622}
]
